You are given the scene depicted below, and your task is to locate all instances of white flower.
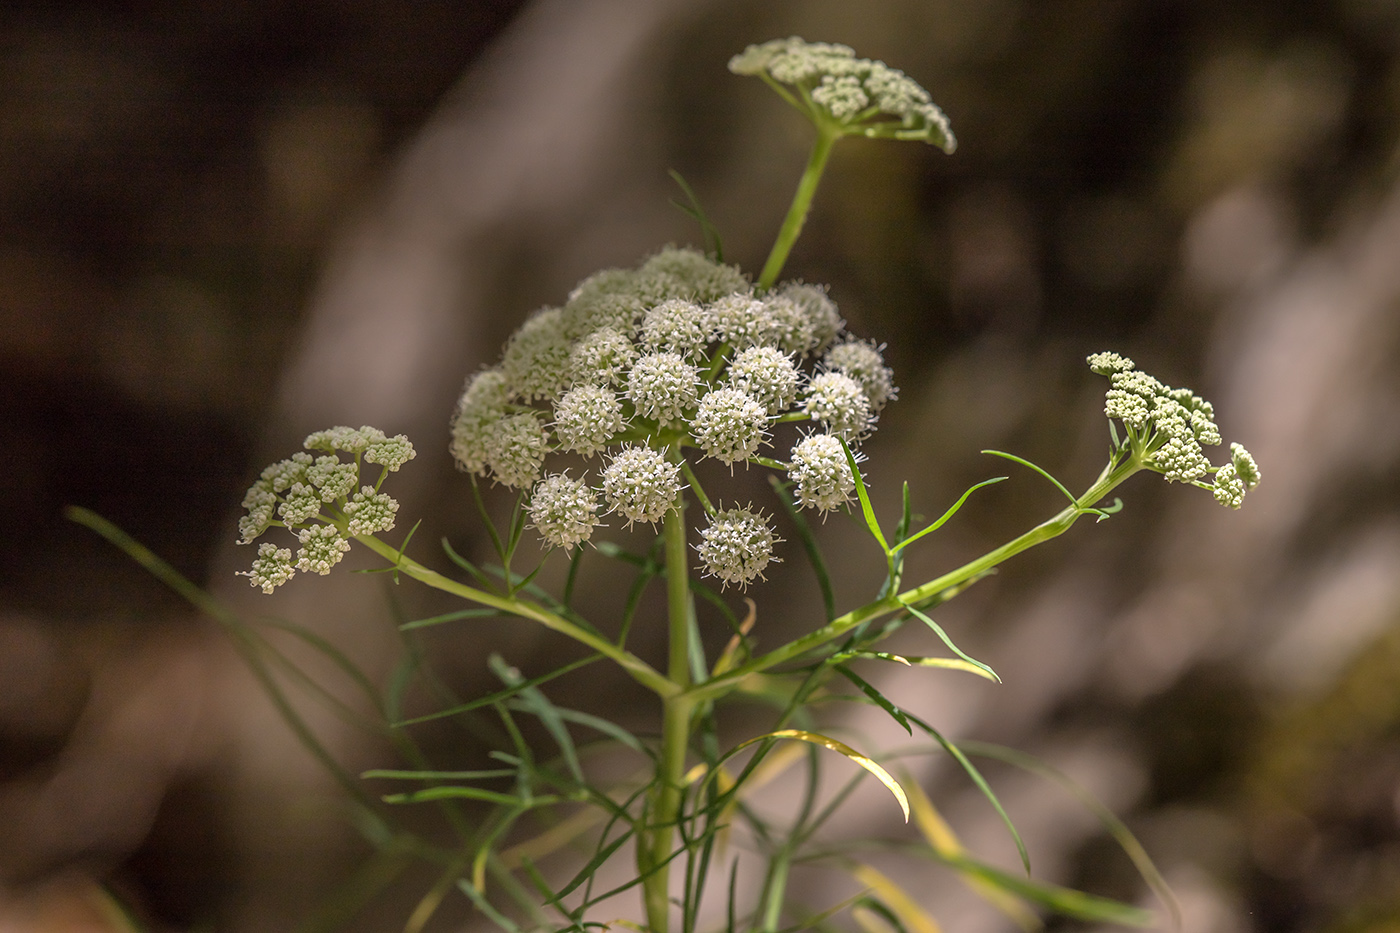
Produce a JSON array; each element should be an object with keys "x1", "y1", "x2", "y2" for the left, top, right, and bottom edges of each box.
[
  {"x1": 501, "y1": 307, "x2": 572, "y2": 401},
  {"x1": 710, "y1": 292, "x2": 775, "y2": 349},
  {"x1": 637, "y1": 246, "x2": 749, "y2": 304},
  {"x1": 690, "y1": 388, "x2": 768, "y2": 465},
  {"x1": 569, "y1": 327, "x2": 638, "y2": 386},
  {"x1": 761, "y1": 293, "x2": 819, "y2": 356},
  {"x1": 641, "y1": 298, "x2": 714, "y2": 359},
  {"x1": 529, "y1": 474, "x2": 601, "y2": 549},
  {"x1": 804, "y1": 371, "x2": 873, "y2": 440},
  {"x1": 451, "y1": 369, "x2": 511, "y2": 475},
  {"x1": 696, "y1": 508, "x2": 780, "y2": 588},
  {"x1": 601, "y1": 445, "x2": 680, "y2": 526},
  {"x1": 240, "y1": 542, "x2": 296, "y2": 593},
  {"x1": 788, "y1": 433, "x2": 857, "y2": 513},
  {"x1": 628, "y1": 352, "x2": 699, "y2": 425},
  {"x1": 554, "y1": 385, "x2": 625, "y2": 456},
  {"x1": 727, "y1": 345, "x2": 801, "y2": 415},
  {"x1": 343, "y1": 487, "x2": 399, "y2": 535},
  {"x1": 485, "y1": 412, "x2": 552, "y2": 489},
  {"x1": 823, "y1": 339, "x2": 896, "y2": 410},
  {"x1": 776, "y1": 282, "x2": 843, "y2": 355},
  {"x1": 295, "y1": 524, "x2": 352, "y2": 575}
]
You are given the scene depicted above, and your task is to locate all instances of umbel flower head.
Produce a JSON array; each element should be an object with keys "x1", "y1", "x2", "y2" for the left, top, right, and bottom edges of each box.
[
  {"x1": 728, "y1": 37, "x2": 956, "y2": 152},
  {"x1": 236, "y1": 426, "x2": 414, "y2": 592},
  {"x1": 696, "y1": 508, "x2": 781, "y2": 588},
  {"x1": 442, "y1": 244, "x2": 900, "y2": 556},
  {"x1": 1088, "y1": 352, "x2": 1260, "y2": 508}
]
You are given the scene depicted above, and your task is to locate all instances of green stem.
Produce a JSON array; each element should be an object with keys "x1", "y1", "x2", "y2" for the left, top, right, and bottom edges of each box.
[
  {"x1": 757, "y1": 127, "x2": 839, "y2": 291},
  {"x1": 644, "y1": 502, "x2": 696, "y2": 932},
  {"x1": 354, "y1": 536, "x2": 674, "y2": 698},
  {"x1": 681, "y1": 456, "x2": 1143, "y2": 704}
]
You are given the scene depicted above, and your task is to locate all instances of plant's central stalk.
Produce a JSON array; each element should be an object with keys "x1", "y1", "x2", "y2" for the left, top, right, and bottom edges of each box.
[{"x1": 643, "y1": 493, "x2": 696, "y2": 932}]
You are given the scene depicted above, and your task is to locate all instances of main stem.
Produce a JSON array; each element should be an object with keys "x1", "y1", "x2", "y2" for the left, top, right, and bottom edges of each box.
[
  {"x1": 644, "y1": 500, "x2": 695, "y2": 932},
  {"x1": 757, "y1": 127, "x2": 839, "y2": 291}
]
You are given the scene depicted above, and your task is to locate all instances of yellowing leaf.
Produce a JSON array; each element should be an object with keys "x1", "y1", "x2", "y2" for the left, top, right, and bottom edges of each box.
[
  {"x1": 850, "y1": 864, "x2": 943, "y2": 933},
  {"x1": 904, "y1": 777, "x2": 1040, "y2": 931},
  {"x1": 732, "y1": 729, "x2": 909, "y2": 822}
]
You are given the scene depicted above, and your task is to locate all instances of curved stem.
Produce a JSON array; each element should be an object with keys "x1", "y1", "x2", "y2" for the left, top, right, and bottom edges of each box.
[
  {"x1": 757, "y1": 127, "x2": 839, "y2": 291},
  {"x1": 354, "y1": 535, "x2": 674, "y2": 698},
  {"x1": 681, "y1": 456, "x2": 1144, "y2": 704}
]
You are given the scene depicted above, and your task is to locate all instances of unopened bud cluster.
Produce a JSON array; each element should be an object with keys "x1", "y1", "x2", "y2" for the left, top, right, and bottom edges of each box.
[
  {"x1": 1087, "y1": 352, "x2": 1260, "y2": 508},
  {"x1": 235, "y1": 426, "x2": 415, "y2": 592},
  {"x1": 449, "y1": 247, "x2": 896, "y2": 585}
]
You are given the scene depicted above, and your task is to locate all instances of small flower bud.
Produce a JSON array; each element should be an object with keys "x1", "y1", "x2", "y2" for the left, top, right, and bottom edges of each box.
[
  {"x1": 1231, "y1": 442, "x2": 1261, "y2": 490},
  {"x1": 1212, "y1": 462, "x2": 1246, "y2": 509},
  {"x1": 365, "y1": 434, "x2": 416, "y2": 471},
  {"x1": 690, "y1": 388, "x2": 768, "y2": 465},
  {"x1": 240, "y1": 543, "x2": 296, "y2": 593},
  {"x1": 260, "y1": 452, "x2": 312, "y2": 492},
  {"x1": 1086, "y1": 351, "x2": 1135, "y2": 376},
  {"x1": 761, "y1": 293, "x2": 819, "y2": 356},
  {"x1": 696, "y1": 508, "x2": 780, "y2": 588},
  {"x1": 343, "y1": 487, "x2": 399, "y2": 535},
  {"x1": 306, "y1": 455, "x2": 358, "y2": 502},
  {"x1": 295, "y1": 524, "x2": 352, "y2": 575},
  {"x1": 601, "y1": 445, "x2": 681, "y2": 526},
  {"x1": 788, "y1": 434, "x2": 857, "y2": 513},
  {"x1": 529, "y1": 473, "x2": 601, "y2": 550},
  {"x1": 278, "y1": 482, "x2": 324, "y2": 526}
]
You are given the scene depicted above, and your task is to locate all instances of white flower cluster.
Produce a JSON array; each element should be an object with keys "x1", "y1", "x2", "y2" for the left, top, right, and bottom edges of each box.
[
  {"x1": 236, "y1": 425, "x2": 414, "y2": 593},
  {"x1": 728, "y1": 37, "x2": 956, "y2": 153},
  {"x1": 447, "y1": 247, "x2": 897, "y2": 557},
  {"x1": 1088, "y1": 352, "x2": 1260, "y2": 508}
]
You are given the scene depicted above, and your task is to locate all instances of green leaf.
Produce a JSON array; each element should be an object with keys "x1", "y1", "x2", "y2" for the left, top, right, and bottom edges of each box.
[
  {"x1": 842, "y1": 438, "x2": 890, "y2": 553},
  {"x1": 900, "y1": 602, "x2": 999, "y2": 683},
  {"x1": 669, "y1": 169, "x2": 725, "y2": 261},
  {"x1": 835, "y1": 664, "x2": 910, "y2": 734},
  {"x1": 958, "y1": 740, "x2": 1180, "y2": 930},
  {"x1": 398, "y1": 606, "x2": 499, "y2": 631},
  {"x1": 905, "y1": 712, "x2": 1028, "y2": 877},
  {"x1": 381, "y1": 785, "x2": 559, "y2": 807},
  {"x1": 982, "y1": 450, "x2": 1078, "y2": 506},
  {"x1": 936, "y1": 853, "x2": 1154, "y2": 926},
  {"x1": 896, "y1": 477, "x2": 1008, "y2": 551},
  {"x1": 490, "y1": 654, "x2": 583, "y2": 785}
]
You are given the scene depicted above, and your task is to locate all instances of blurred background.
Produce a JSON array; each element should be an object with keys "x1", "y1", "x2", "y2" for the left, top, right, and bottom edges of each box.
[{"x1": 3, "y1": 0, "x2": 1400, "y2": 930}]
